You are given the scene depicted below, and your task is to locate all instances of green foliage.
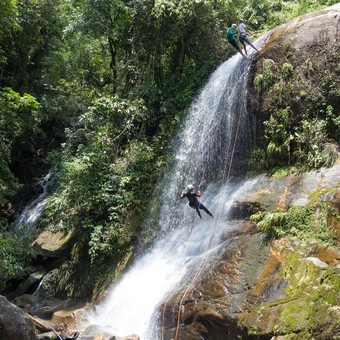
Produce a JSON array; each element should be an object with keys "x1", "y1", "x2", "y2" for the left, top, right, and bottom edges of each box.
[
  {"x1": 244, "y1": 0, "x2": 338, "y2": 30},
  {"x1": 0, "y1": 87, "x2": 42, "y2": 204},
  {"x1": 252, "y1": 203, "x2": 336, "y2": 246},
  {"x1": 264, "y1": 107, "x2": 294, "y2": 165},
  {"x1": 247, "y1": 148, "x2": 266, "y2": 175},
  {"x1": 44, "y1": 96, "x2": 164, "y2": 264},
  {"x1": 251, "y1": 211, "x2": 287, "y2": 240},
  {"x1": 0, "y1": 236, "x2": 23, "y2": 277},
  {"x1": 0, "y1": 0, "x2": 19, "y2": 68},
  {"x1": 304, "y1": 58, "x2": 314, "y2": 77},
  {"x1": 253, "y1": 74, "x2": 263, "y2": 95},
  {"x1": 247, "y1": 324, "x2": 258, "y2": 336},
  {"x1": 0, "y1": 0, "x2": 64, "y2": 91},
  {"x1": 263, "y1": 59, "x2": 274, "y2": 89},
  {"x1": 282, "y1": 63, "x2": 293, "y2": 80},
  {"x1": 253, "y1": 43, "x2": 339, "y2": 173},
  {"x1": 293, "y1": 118, "x2": 338, "y2": 169},
  {"x1": 299, "y1": 90, "x2": 307, "y2": 99},
  {"x1": 252, "y1": 59, "x2": 275, "y2": 96},
  {"x1": 0, "y1": 159, "x2": 19, "y2": 207},
  {"x1": 0, "y1": 219, "x2": 36, "y2": 277},
  {"x1": 283, "y1": 43, "x2": 293, "y2": 59},
  {"x1": 326, "y1": 104, "x2": 340, "y2": 142}
]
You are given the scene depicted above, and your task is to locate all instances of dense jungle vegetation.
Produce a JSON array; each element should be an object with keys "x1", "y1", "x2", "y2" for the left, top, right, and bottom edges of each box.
[{"x1": 0, "y1": 0, "x2": 337, "y2": 294}]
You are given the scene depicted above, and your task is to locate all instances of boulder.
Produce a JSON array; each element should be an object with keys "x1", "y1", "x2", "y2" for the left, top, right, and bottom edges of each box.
[
  {"x1": 12, "y1": 294, "x2": 45, "y2": 313},
  {"x1": 51, "y1": 304, "x2": 90, "y2": 329},
  {"x1": 0, "y1": 295, "x2": 37, "y2": 340},
  {"x1": 32, "y1": 230, "x2": 76, "y2": 257},
  {"x1": 120, "y1": 335, "x2": 140, "y2": 340},
  {"x1": 14, "y1": 270, "x2": 46, "y2": 296},
  {"x1": 252, "y1": 3, "x2": 340, "y2": 116},
  {"x1": 38, "y1": 268, "x2": 59, "y2": 297}
]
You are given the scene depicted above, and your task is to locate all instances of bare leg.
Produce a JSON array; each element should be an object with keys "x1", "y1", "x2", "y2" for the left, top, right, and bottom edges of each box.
[{"x1": 237, "y1": 48, "x2": 246, "y2": 58}]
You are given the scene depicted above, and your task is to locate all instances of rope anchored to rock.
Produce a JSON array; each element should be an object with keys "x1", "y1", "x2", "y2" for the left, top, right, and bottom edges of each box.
[{"x1": 26, "y1": 314, "x2": 79, "y2": 340}]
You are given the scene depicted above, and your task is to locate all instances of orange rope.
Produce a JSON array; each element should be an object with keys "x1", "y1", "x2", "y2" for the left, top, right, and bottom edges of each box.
[
  {"x1": 172, "y1": 61, "x2": 248, "y2": 340},
  {"x1": 161, "y1": 80, "x2": 234, "y2": 340}
]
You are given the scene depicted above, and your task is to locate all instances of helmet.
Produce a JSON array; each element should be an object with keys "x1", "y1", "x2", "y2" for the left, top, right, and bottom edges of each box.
[
  {"x1": 232, "y1": 23, "x2": 237, "y2": 28},
  {"x1": 187, "y1": 184, "x2": 194, "y2": 190}
]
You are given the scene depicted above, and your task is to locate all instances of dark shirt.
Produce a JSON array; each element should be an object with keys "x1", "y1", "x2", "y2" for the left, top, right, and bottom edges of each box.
[{"x1": 183, "y1": 191, "x2": 200, "y2": 208}]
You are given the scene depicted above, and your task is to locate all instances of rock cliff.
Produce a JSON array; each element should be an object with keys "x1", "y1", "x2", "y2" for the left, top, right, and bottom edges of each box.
[
  {"x1": 162, "y1": 4, "x2": 340, "y2": 340},
  {"x1": 163, "y1": 161, "x2": 340, "y2": 340}
]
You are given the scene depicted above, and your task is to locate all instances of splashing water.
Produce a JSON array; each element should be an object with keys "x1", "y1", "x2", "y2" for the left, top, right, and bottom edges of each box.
[
  {"x1": 86, "y1": 37, "x2": 268, "y2": 340},
  {"x1": 11, "y1": 170, "x2": 53, "y2": 231}
]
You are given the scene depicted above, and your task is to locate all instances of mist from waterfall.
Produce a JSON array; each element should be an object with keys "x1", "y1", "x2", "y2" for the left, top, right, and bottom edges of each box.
[{"x1": 86, "y1": 37, "x2": 268, "y2": 340}]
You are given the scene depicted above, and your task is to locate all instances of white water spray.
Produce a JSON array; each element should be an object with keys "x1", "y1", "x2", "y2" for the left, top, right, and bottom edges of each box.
[
  {"x1": 86, "y1": 38, "x2": 268, "y2": 340},
  {"x1": 12, "y1": 170, "x2": 53, "y2": 231}
]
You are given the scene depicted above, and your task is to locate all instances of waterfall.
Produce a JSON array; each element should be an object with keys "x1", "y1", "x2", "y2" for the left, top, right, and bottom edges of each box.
[
  {"x1": 11, "y1": 170, "x2": 53, "y2": 231},
  {"x1": 86, "y1": 37, "x2": 268, "y2": 340}
]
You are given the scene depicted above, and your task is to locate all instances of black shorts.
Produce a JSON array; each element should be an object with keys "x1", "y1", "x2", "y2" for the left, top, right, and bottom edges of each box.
[
  {"x1": 189, "y1": 203, "x2": 199, "y2": 209},
  {"x1": 229, "y1": 39, "x2": 239, "y2": 50}
]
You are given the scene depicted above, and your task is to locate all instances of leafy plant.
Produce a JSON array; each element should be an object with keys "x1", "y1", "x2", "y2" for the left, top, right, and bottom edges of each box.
[
  {"x1": 293, "y1": 118, "x2": 338, "y2": 169},
  {"x1": 282, "y1": 63, "x2": 294, "y2": 80},
  {"x1": 0, "y1": 219, "x2": 36, "y2": 277},
  {"x1": 251, "y1": 203, "x2": 337, "y2": 246},
  {"x1": 0, "y1": 87, "x2": 42, "y2": 204},
  {"x1": 254, "y1": 74, "x2": 263, "y2": 95},
  {"x1": 264, "y1": 107, "x2": 294, "y2": 165},
  {"x1": 43, "y1": 95, "x2": 166, "y2": 264},
  {"x1": 247, "y1": 324, "x2": 258, "y2": 336},
  {"x1": 263, "y1": 59, "x2": 274, "y2": 89},
  {"x1": 248, "y1": 148, "x2": 266, "y2": 175},
  {"x1": 251, "y1": 211, "x2": 287, "y2": 240}
]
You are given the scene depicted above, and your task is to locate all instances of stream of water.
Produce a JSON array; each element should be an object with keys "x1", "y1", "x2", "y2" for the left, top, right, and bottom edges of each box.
[
  {"x1": 11, "y1": 170, "x2": 53, "y2": 231},
  {"x1": 85, "y1": 39, "x2": 267, "y2": 339}
]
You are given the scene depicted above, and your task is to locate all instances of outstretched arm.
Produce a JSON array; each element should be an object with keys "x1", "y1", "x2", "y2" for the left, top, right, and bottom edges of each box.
[{"x1": 245, "y1": 27, "x2": 253, "y2": 35}]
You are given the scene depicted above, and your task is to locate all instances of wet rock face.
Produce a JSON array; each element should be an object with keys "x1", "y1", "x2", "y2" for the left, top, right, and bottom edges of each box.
[
  {"x1": 227, "y1": 201, "x2": 262, "y2": 220},
  {"x1": 163, "y1": 161, "x2": 340, "y2": 340},
  {"x1": 161, "y1": 223, "x2": 272, "y2": 340}
]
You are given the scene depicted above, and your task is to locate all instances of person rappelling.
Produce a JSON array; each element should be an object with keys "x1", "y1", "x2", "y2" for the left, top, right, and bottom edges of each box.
[
  {"x1": 180, "y1": 184, "x2": 214, "y2": 219},
  {"x1": 226, "y1": 24, "x2": 246, "y2": 58},
  {"x1": 237, "y1": 19, "x2": 259, "y2": 55}
]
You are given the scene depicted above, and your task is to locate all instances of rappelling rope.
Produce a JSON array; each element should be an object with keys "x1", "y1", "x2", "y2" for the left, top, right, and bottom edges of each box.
[
  {"x1": 160, "y1": 71, "x2": 235, "y2": 340},
  {"x1": 172, "y1": 59, "x2": 249, "y2": 340},
  {"x1": 172, "y1": 110, "x2": 237, "y2": 340}
]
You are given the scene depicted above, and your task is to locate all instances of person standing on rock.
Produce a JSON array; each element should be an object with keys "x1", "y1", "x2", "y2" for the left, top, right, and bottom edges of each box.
[
  {"x1": 226, "y1": 24, "x2": 246, "y2": 58},
  {"x1": 181, "y1": 184, "x2": 214, "y2": 219},
  {"x1": 237, "y1": 19, "x2": 259, "y2": 55}
]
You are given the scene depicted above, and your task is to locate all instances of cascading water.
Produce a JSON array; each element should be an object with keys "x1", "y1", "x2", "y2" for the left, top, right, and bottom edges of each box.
[
  {"x1": 11, "y1": 170, "x2": 53, "y2": 231},
  {"x1": 86, "y1": 37, "x2": 268, "y2": 340}
]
